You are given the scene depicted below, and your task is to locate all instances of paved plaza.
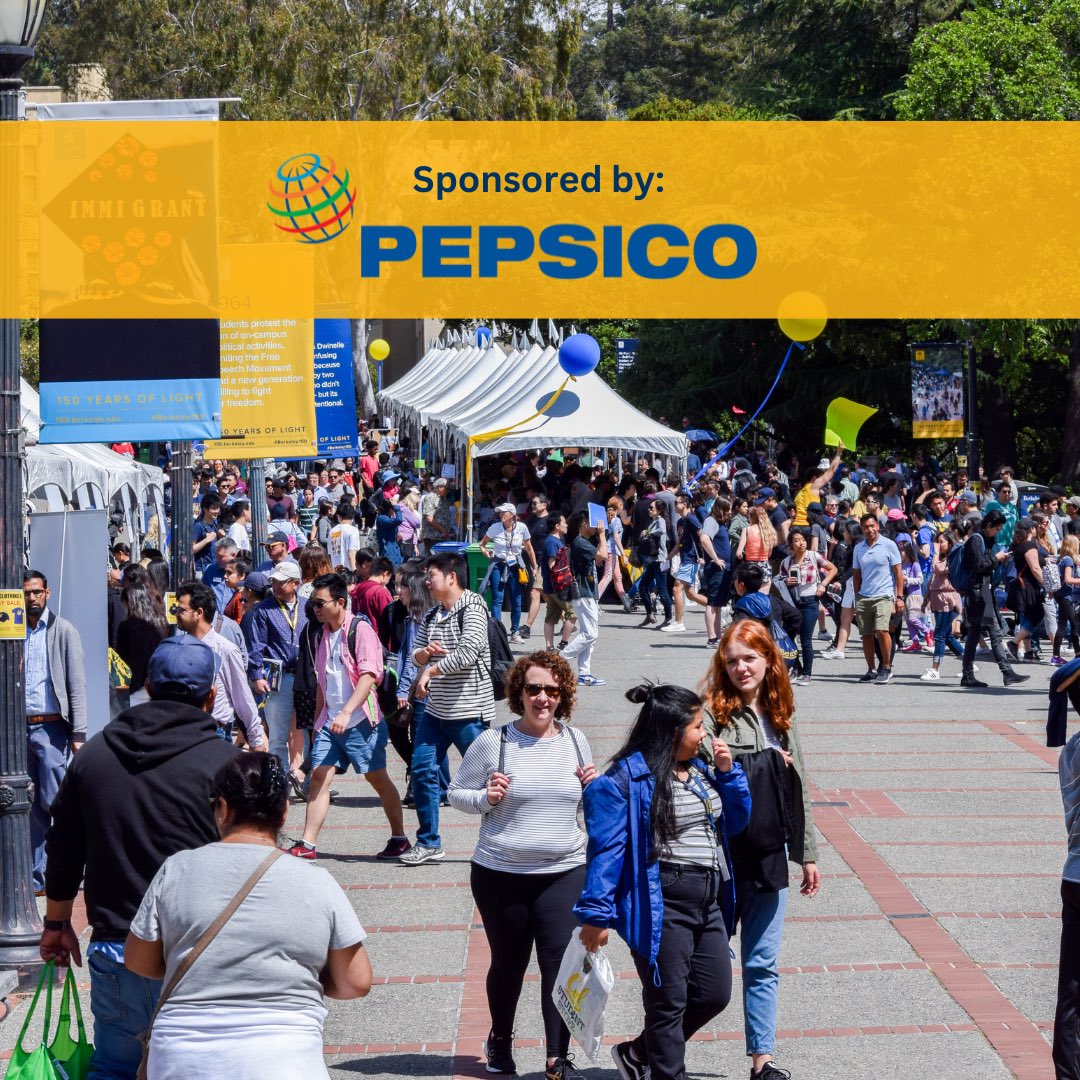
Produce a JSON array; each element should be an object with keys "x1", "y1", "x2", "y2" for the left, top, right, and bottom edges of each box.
[{"x1": 3, "y1": 603, "x2": 1069, "y2": 1079}]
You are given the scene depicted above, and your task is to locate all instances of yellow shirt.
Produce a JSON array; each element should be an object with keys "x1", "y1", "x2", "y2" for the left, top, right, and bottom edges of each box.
[{"x1": 793, "y1": 484, "x2": 815, "y2": 526}]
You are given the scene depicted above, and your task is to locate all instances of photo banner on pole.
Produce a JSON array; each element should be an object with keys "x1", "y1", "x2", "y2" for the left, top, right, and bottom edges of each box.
[
  {"x1": 202, "y1": 245, "x2": 318, "y2": 459},
  {"x1": 909, "y1": 341, "x2": 965, "y2": 439},
  {"x1": 314, "y1": 318, "x2": 359, "y2": 457}
]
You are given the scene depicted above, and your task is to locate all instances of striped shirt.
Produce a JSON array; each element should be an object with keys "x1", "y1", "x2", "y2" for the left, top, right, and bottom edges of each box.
[
  {"x1": 448, "y1": 723, "x2": 591, "y2": 874},
  {"x1": 665, "y1": 768, "x2": 727, "y2": 876},
  {"x1": 411, "y1": 591, "x2": 495, "y2": 724},
  {"x1": 1061, "y1": 730, "x2": 1080, "y2": 884}
]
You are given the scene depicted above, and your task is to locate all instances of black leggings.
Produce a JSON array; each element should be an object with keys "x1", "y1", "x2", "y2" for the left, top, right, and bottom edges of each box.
[
  {"x1": 470, "y1": 861, "x2": 587, "y2": 1057},
  {"x1": 1056, "y1": 597, "x2": 1080, "y2": 659}
]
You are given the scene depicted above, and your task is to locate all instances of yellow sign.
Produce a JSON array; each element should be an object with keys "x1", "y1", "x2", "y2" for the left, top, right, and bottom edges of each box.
[
  {"x1": 165, "y1": 591, "x2": 178, "y2": 625},
  {"x1": 16, "y1": 120, "x2": 1080, "y2": 318},
  {"x1": 825, "y1": 398, "x2": 878, "y2": 452},
  {"x1": 202, "y1": 245, "x2": 318, "y2": 459},
  {"x1": 0, "y1": 590, "x2": 27, "y2": 639}
]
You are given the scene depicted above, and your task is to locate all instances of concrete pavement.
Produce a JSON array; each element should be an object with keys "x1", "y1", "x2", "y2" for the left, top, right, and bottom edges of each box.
[{"x1": 2, "y1": 600, "x2": 1069, "y2": 1079}]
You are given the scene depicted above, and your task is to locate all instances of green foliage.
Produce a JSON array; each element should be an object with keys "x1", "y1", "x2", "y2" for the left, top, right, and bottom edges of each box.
[
  {"x1": 36, "y1": 0, "x2": 582, "y2": 120},
  {"x1": 20, "y1": 321, "x2": 40, "y2": 389},
  {"x1": 625, "y1": 94, "x2": 771, "y2": 120}
]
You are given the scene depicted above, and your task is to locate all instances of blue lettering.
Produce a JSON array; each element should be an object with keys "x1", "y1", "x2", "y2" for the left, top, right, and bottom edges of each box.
[
  {"x1": 602, "y1": 225, "x2": 623, "y2": 278},
  {"x1": 422, "y1": 225, "x2": 472, "y2": 278},
  {"x1": 693, "y1": 224, "x2": 757, "y2": 279},
  {"x1": 626, "y1": 224, "x2": 688, "y2": 280},
  {"x1": 360, "y1": 226, "x2": 416, "y2": 278},
  {"x1": 413, "y1": 166, "x2": 433, "y2": 194},
  {"x1": 538, "y1": 224, "x2": 597, "y2": 280},
  {"x1": 479, "y1": 225, "x2": 534, "y2": 278}
]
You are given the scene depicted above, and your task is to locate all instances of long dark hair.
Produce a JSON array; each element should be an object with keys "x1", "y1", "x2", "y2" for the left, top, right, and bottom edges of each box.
[
  {"x1": 615, "y1": 683, "x2": 703, "y2": 863},
  {"x1": 120, "y1": 564, "x2": 168, "y2": 634}
]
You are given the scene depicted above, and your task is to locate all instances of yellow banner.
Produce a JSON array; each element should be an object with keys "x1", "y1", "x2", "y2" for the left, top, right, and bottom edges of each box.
[
  {"x1": 12, "y1": 120, "x2": 1080, "y2": 318},
  {"x1": 202, "y1": 245, "x2": 318, "y2": 458}
]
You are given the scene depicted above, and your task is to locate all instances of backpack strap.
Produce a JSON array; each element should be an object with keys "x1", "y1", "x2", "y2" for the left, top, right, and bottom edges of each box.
[{"x1": 498, "y1": 721, "x2": 586, "y2": 776}]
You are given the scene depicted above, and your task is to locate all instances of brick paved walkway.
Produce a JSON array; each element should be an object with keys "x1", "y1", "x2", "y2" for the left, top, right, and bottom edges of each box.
[{"x1": 2, "y1": 604, "x2": 1068, "y2": 1079}]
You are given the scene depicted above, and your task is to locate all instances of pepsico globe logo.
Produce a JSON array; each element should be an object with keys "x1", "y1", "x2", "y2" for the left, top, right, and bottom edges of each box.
[{"x1": 266, "y1": 152, "x2": 356, "y2": 245}]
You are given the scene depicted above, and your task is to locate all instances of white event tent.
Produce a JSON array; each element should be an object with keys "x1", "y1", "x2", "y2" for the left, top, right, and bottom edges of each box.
[
  {"x1": 378, "y1": 339, "x2": 688, "y2": 534},
  {"x1": 22, "y1": 379, "x2": 167, "y2": 549}
]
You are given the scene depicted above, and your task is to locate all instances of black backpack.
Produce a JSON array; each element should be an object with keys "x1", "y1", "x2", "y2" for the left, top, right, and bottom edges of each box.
[{"x1": 424, "y1": 600, "x2": 514, "y2": 701}]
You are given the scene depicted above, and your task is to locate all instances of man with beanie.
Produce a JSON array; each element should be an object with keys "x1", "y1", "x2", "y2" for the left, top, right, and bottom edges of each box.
[{"x1": 40, "y1": 636, "x2": 238, "y2": 1078}]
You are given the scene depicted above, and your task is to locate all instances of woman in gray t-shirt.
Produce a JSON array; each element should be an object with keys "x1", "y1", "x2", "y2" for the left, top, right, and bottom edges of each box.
[{"x1": 126, "y1": 754, "x2": 369, "y2": 1078}]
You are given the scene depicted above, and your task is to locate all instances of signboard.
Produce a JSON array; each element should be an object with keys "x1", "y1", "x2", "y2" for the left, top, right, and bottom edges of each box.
[
  {"x1": 314, "y1": 318, "x2": 360, "y2": 457},
  {"x1": 616, "y1": 338, "x2": 639, "y2": 379},
  {"x1": 908, "y1": 341, "x2": 965, "y2": 439},
  {"x1": 0, "y1": 591, "x2": 27, "y2": 640},
  {"x1": 203, "y1": 245, "x2": 318, "y2": 459}
]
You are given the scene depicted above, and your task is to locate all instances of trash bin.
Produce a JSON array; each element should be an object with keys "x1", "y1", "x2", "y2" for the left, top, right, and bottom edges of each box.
[{"x1": 466, "y1": 543, "x2": 494, "y2": 608}]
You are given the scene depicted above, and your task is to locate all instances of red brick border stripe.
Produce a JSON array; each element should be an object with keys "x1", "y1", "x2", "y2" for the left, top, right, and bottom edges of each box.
[{"x1": 809, "y1": 783, "x2": 1054, "y2": 1079}]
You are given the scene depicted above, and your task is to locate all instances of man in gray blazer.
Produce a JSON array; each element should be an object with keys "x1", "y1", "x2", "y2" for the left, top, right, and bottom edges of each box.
[{"x1": 24, "y1": 570, "x2": 86, "y2": 894}]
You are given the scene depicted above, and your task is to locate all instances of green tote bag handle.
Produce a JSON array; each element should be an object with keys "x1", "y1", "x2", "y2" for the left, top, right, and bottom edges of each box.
[
  {"x1": 48, "y1": 965, "x2": 94, "y2": 1080},
  {"x1": 6, "y1": 959, "x2": 59, "y2": 1080}
]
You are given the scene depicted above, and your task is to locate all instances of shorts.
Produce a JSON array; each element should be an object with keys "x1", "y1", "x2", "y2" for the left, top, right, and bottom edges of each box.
[
  {"x1": 543, "y1": 593, "x2": 576, "y2": 625},
  {"x1": 311, "y1": 718, "x2": 387, "y2": 775},
  {"x1": 855, "y1": 595, "x2": 894, "y2": 634},
  {"x1": 675, "y1": 560, "x2": 700, "y2": 586},
  {"x1": 702, "y1": 563, "x2": 730, "y2": 607},
  {"x1": 842, "y1": 579, "x2": 855, "y2": 609}
]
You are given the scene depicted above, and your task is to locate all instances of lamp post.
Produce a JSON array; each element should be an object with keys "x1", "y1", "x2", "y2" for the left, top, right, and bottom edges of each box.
[{"x1": 0, "y1": 0, "x2": 48, "y2": 975}]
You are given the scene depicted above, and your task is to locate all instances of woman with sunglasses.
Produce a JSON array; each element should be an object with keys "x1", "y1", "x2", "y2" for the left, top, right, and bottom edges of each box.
[
  {"x1": 575, "y1": 683, "x2": 750, "y2": 1080},
  {"x1": 448, "y1": 651, "x2": 596, "y2": 1080}
]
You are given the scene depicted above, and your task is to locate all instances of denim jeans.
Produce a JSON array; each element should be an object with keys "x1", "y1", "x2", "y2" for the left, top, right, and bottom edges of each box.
[
  {"x1": 87, "y1": 949, "x2": 162, "y2": 1079},
  {"x1": 932, "y1": 609, "x2": 964, "y2": 664},
  {"x1": 795, "y1": 600, "x2": 818, "y2": 676},
  {"x1": 739, "y1": 887, "x2": 788, "y2": 1056},
  {"x1": 27, "y1": 719, "x2": 69, "y2": 892},
  {"x1": 263, "y1": 673, "x2": 295, "y2": 770},
  {"x1": 490, "y1": 562, "x2": 523, "y2": 634},
  {"x1": 411, "y1": 710, "x2": 485, "y2": 849},
  {"x1": 628, "y1": 561, "x2": 672, "y2": 620}
]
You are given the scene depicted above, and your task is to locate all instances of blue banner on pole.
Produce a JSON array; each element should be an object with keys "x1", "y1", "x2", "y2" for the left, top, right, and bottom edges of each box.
[
  {"x1": 314, "y1": 318, "x2": 359, "y2": 457},
  {"x1": 616, "y1": 338, "x2": 639, "y2": 380}
]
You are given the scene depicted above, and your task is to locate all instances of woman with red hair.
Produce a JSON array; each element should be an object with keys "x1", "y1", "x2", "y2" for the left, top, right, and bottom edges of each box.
[{"x1": 701, "y1": 619, "x2": 820, "y2": 1080}]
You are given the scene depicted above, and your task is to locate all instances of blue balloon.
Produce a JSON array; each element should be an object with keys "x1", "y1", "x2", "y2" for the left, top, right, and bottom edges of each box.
[
  {"x1": 558, "y1": 333, "x2": 600, "y2": 378},
  {"x1": 476, "y1": 325, "x2": 492, "y2": 346}
]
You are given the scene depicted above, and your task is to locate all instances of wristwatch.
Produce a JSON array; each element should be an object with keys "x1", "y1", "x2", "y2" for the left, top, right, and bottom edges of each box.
[{"x1": 43, "y1": 918, "x2": 70, "y2": 932}]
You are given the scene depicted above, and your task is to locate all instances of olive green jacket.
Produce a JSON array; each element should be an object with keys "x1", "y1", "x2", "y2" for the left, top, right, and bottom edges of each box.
[{"x1": 706, "y1": 702, "x2": 819, "y2": 864}]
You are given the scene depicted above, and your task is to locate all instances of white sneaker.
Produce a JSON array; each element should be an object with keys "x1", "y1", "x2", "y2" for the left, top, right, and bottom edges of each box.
[
  {"x1": 820, "y1": 647, "x2": 845, "y2": 660},
  {"x1": 954, "y1": 664, "x2": 979, "y2": 676},
  {"x1": 817, "y1": 630, "x2": 832, "y2": 641},
  {"x1": 919, "y1": 668, "x2": 940, "y2": 681},
  {"x1": 660, "y1": 622, "x2": 686, "y2": 633}
]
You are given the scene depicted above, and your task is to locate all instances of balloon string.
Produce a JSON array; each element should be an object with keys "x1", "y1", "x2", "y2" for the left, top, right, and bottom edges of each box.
[
  {"x1": 688, "y1": 340, "x2": 803, "y2": 489},
  {"x1": 465, "y1": 375, "x2": 573, "y2": 488}
]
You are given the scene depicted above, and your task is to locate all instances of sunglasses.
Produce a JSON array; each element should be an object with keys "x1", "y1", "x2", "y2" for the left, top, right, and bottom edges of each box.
[
  {"x1": 524, "y1": 683, "x2": 562, "y2": 699},
  {"x1": 310, "y1": 598, "x2": 339, "y2": 609}
]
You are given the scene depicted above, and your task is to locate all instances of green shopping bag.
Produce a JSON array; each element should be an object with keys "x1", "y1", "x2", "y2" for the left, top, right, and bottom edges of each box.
[
  {"x1": 6, "y1": 960, "x2": 60, "y2": 1080},
  {"x1": 48, "y1": 965, "x2": 93, "y2": 1080}
]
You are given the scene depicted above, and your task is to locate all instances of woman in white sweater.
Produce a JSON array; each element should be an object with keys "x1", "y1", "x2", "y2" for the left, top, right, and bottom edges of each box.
[{"x1": 449, "y1": 650, "x2": 596, "y2": 1080}]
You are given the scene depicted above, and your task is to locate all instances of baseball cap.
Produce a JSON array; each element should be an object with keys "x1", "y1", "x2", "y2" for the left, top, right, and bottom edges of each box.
[
  {"x1": 1018, "y1": 516, "x2": 1036, "y2": 531},
  {"x1": 263, "y1": 531, "x2": 291, "y2": 546},
  {"x1": 496, "y1": 502, "x2": 517, "y2": 514},
  {"x1": 886, "y1": 508, "x2": 907, "y2": 521},
  {"x1": 958, "y1": 489, "x2": 978, "y2": 503},
  {"x1": 817, "y1": 458, "x2": 831, "y2": 471},
  {"x1": 268, "y1": 561, "x2": 301, "y2": 582},
  {"x1": 147, "y1": 637, "x2": 217, "y2": 701},
  {"x1": 755, "y1": 487, "x2": 776, "y2": 502},
  {"x1": 1068, "y1": 496, "x2": 1080, "y2": 509},
  {"x1": 807, "y1": 501, "x2": 823, "y2": 513},
  {"x1": 242, "y1": 571, "x2": 269, "y2": 593},
  {"x1": 270, "y1": 475, "x2": 286, "y2": 487}
]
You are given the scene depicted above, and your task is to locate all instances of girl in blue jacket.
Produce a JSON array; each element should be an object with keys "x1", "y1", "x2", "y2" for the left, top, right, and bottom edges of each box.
[{"x1": 574, "y1": 683, "x2": 751, "y2": 1080}]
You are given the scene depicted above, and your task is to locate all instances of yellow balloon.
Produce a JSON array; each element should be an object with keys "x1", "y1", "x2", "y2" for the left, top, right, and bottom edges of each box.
[
  {"x1": 777, "y1": 292, "x2": 828, "y2": 343},
  {"x1": 369, "y1": 338, "x2": 390, "y2": 361}
]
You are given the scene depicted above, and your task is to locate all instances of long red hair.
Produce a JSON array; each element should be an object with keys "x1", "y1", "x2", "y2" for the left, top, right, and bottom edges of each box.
[{"x1": 702, "y1": 619, "x2": 795, "y2": 731}]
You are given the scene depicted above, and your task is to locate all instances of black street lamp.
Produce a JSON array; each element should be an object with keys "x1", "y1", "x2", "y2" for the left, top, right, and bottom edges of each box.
[{"x1": 0, "y1": 0, "x2": 48, "y2": 976}]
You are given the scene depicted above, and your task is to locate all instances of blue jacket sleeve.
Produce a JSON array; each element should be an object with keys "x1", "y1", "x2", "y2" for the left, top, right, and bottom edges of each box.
[
  {"x1": 246, "y1": 605, "x2": 269, "y2": 680},
  {"x1": 1049, "y1": 658, "x2": 1080, "y2": 747},
  {"x1": 397, "y1": 619, "x2": 419, "y2": 698},
  {"x1": 710, "y1": 761, "x2": 751, "y2": 838},
  {"x1": 573, "y1": 772, "x2": 630, "y2": 929}
]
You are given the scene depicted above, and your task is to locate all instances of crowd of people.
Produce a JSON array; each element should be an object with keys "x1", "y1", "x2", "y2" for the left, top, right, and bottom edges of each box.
[{"x1": 24, "y1": 427, "x2": 1080, "y2": 1080}]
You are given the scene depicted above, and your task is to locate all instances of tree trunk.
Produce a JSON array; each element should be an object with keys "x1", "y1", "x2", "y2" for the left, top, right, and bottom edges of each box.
[
  {"x1": 1062, "y1": 325, "x2": 1080, "y2": 486},
  {"x1": 978, "y1": 346, "x2": 1018, "y2": 477},
  {"x1": 351, "y1": 318, "x2": 377, "y2": 424}
]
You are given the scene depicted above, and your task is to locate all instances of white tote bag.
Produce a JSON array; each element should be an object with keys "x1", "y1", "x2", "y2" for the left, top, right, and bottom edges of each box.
[{"x1": 551, "y1": 927, "x2": 615, "y2": 1063}]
